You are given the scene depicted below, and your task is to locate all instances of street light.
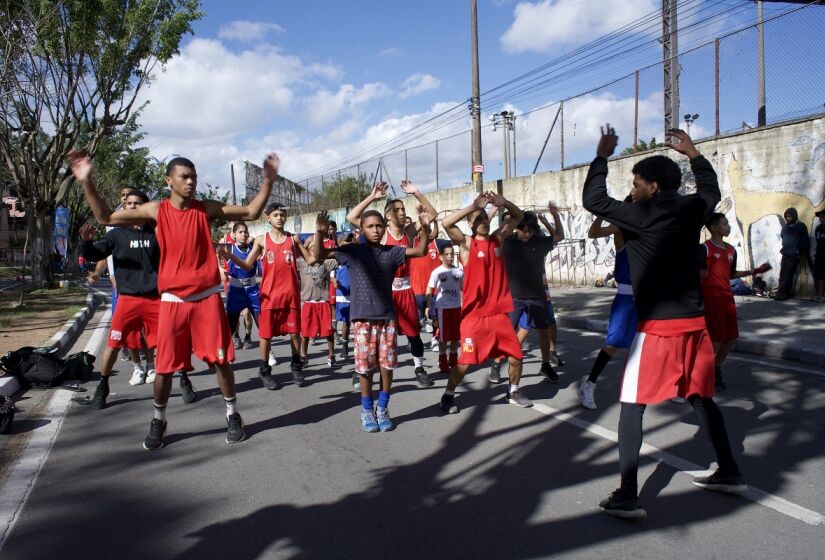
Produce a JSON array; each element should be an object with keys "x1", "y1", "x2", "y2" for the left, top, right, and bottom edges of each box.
[
  {"x1": 684, "y1": 113, "x2": 699, "y2": 135},
  {"x1": 490, "y1": 110, "x2": 517, "y2": 179}
]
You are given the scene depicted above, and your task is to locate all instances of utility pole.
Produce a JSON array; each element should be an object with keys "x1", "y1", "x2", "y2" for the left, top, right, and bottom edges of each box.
[
  {"x1": 490, "y1": 111, "x2": 515, "y2": 179},
  {"x1": 757, "y1": 0, "x2": 766, "y2": 126},
  {"x1": 470, "y1": 0, "x2": 483, "y2": 192},
  {"x1": 230, "y1": 163, "x2": 237, "y2": 205},
  {"x1": 662, "y1": 0, "x2": 680, "y2": 132}
]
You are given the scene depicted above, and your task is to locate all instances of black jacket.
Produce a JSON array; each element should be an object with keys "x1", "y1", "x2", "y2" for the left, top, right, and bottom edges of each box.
[
  {"x1": 81, "y1": 226, "x2": 159, "y2": 296},
  {"x1": 583, "y1": 155, "x2": 720, "y2": 321}
]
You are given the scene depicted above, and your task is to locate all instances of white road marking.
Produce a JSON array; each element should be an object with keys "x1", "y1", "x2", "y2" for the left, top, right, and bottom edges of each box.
[
  {"x1": 0, "y1": 307, "x2": 111, "y2": 551},
  {"x1": 531, "y1": 402, "x2": 825, "y2": 526},
  {"x1": 729, "y1": 355, "x2": 825, "y2": 378}
]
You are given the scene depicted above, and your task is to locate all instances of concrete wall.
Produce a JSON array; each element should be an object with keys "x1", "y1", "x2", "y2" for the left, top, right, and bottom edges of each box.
[{"x1": 250, "y1": 116, "x2": 825, "y2": 295}]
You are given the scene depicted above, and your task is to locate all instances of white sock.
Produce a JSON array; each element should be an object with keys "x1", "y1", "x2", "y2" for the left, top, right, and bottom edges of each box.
[
  {"x1": 443, "y1": 389, "x2": 455, "y2": 396},
  {"x1": 509, "y1": 384, "x2": 519, "y2": 393},
  {"x1": 224, "y1": 396, "x2": 238, "y2": 417},
  {"x1": 153, "y1": 402, "x2": 167, "y2": 421},
  {"x1": 413, "y1": 356, "x2": 424, "y2": 368}
]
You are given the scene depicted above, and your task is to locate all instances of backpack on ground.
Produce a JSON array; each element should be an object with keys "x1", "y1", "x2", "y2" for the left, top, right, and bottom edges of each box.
[
  {"x1": 61, "y1": 351, "x2": 96, "y2": 381},
  {"x1": 19, "y1": 351, "x2": 66, "y2": 388}
]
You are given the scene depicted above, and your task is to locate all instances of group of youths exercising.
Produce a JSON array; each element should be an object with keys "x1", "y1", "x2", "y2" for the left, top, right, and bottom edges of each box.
[{"x1": 67, "y1": 124, "x2": 755, "y2": 520}]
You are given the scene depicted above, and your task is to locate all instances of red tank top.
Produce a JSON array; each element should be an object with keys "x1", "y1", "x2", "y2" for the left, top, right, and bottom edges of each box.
[
  {"x1": 156, "y1": 199, "x2": 220, "y2": 298},
  {"x1": 701, "y1": 240, "x2": 735, "y2": 298},
  {"x1": 384, "y1": 229, "x2": 412, "y2": 279},
  {"x1": 260, "y1": 232, "x2": 300, "y2": 309},
  {"x1": 410, "y1": 239, "x2": 440, "y2": 294},
  {"x1": 461, "y1": 236, "x2": 513, "y2": 316}
]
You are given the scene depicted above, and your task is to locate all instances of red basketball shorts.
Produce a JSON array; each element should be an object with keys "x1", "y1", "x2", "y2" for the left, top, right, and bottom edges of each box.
[
  {"x1": 703, "y1": 295, "x2": 739, "y2": 342},
  {"x1": 155, "y1": 293, "x2": 234, "y2": 374},
  {"x1": 437, "y1": 307, "x2": 461, "y2": 343},
  {"x1": 457, "y1": 313, "x2": 523, "y2": 365},
  {"x1": 620, "y1": 318, "x2": 715, "y2": 404},
  {"x1": 392, "y1": 288, "x2": 420, "y2": 337},
  {"x1": 259, "y1": 306, "x2": 300, "y2": 338},
  {"x1": 107, "y1": 294, "x2": 159, "y2": 350},
  {"x1": 301, "y1": 301, "x2": 333, "y2": 338}
]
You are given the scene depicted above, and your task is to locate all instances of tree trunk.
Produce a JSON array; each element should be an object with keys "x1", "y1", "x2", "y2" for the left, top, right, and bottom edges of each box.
[{"x1": 28, "y1": 207, "x2": 54, "y2": 289}]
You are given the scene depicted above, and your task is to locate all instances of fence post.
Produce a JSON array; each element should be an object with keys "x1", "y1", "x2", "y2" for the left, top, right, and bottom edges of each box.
[
  {"x1": 714, "y1": 37, "x2": 720, "y2": 136},
  {"x1": 560, "y1": 100, "x2": 565, "y2": 170},
  {"x1": 634, "y1": 70, "x2": 639, "y2": 148},
  {"x1": 435, "y1": 140, "x2": 439, "y2": 191}
]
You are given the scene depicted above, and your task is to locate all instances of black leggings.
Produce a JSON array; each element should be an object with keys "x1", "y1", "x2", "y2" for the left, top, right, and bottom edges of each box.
[
  {"x1": 408, "y1": 334, "x2": 424, "y2": 359},
  {"x1": 227, "y1": 310, "x2": 259, "y2": 338},
  {"x1": 618, "y1": 396, "x2": 740, "y2": 492}
]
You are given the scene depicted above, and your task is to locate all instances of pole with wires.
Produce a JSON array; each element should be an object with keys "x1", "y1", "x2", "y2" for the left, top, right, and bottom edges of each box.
[{"x1": 470, "y1": 0, "x2": 484, "y2": 193}]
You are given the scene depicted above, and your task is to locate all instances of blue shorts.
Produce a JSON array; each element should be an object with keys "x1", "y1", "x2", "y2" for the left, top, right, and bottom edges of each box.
[
  {"x1": 516, "y1": 299, "x2": 556, "y2": 330},
  {"x1": 605, "y1": 293, "x2": 637, "y2": 349},
  {"x1": 226, "y1": 285, "x2": 261, "y2": 314},
  {"x1": 415, "y1": 294, "x2": 434, "y2": 321},
  {"x1": 336, "y1": 302, "x2": 350, "y2": 323}
]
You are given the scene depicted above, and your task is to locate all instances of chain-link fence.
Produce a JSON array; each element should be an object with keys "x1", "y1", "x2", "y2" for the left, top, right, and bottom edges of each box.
[{"x1": 269, "y1": 6, "x2": 825, "y2": 211}]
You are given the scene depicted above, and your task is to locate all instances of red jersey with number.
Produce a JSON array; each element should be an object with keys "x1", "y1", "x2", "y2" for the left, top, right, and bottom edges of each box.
[
  {"x1": 461, "y1": 236, "x2": 513, "y2": 317},
  {"x1": 156, "y1": 199, "x2": 220, "y2": 298},
  {"x1": 410, "y1": 239, "x2": 440, "y2": 295},
  {"x1": 701, "y1": 240, "x2": 736, "y2": 298},
  {"x1": 260, "y1": 232, "x2": 300, "y2": 309},
  {"x1": 384, "y1": 229, "x2": 412, "y2": 279}
]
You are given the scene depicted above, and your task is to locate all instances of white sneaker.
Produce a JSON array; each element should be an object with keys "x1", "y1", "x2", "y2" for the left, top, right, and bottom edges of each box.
[
  {"x1": 268, "y1": 351, "x2": 278, "y2": 367},
  {"x1": 129, "y1": 365, "x2": 146, "y2": 386},
  {"x1": 579, "y1": 379, "x2": 597, "y2": 410},
  {"x1": 670, "y1": 397, "x2": 686, "y2": 403},
  {"x1": 145, "y1": 368, "x2": 157, "y2": 383},
  {"x1": 424, "y1": 322, "x2": 433, "y2": 333},
  {"x1": 431, "y1": 339, "x2": 440, "y2": 353}
]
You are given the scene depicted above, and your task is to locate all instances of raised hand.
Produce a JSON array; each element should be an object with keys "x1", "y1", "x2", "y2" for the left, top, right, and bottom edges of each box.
[
  {"x1": 68, "y1": 150, "x2": 93, "y2": 183},
  {"x1": 597, "y1": 124, "x2": 618, "y2": 159},
  {"x1": 370, "y1": 182, "x2": 388, "y2": 201},
  {"x1": 488, "y1": 192, "x2": 507, "y2": 207},
  {"x1": 472, "y1": 193, "x2": 490, "y2": 210},
  {"x1": 547, "y1": 201, "x2": 560, "y2": 214},
  {"x1": 316, "y1": 210, "x2": 330, "y2": 232},
  {"x1": 400, "y1": 180, "x2": 419, "y2": 195},
  {"x1": 78, "y1": 223, "x2": 97, "y2": 241},
  {"x1": 665, "y1": 128, "x2": 700, "y2": 159},
  {"x1": 263, "y1": 153, "x2": 280, "y2": 180}
]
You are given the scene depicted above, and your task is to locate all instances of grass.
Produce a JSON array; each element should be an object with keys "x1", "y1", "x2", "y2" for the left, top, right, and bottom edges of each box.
[
  {"x1": 0, "y1": 286, "x2": 88, "y2": 330},
  {"x1": 0, "y1": 266, "x2": 30, "y2": 280}
]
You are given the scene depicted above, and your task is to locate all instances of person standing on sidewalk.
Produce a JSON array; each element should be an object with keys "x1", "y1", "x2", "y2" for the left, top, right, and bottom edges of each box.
[
  {"x1": 579, "y1": 213, "x2": 636, "y2": 410},
  {"x1": 76, "y1": 189, "x2": 160, "y2": 409},
  {"x1": 583, "y1": 125, "x2": 746, "y2": 520},
  {"x1": 776, "y1": 207, "x2": 809, "y2": 300},
  {"x1": 71, "y1": 151, "x2": 279, "y2": 450},
  {"x1": 700, "y1": 213, "x2": 771, "y2": 390}
]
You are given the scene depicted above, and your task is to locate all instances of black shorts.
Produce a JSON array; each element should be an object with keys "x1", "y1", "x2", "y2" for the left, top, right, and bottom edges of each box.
[{"x1": 509, "y1": 298, "x2": 553, "y2": 330}]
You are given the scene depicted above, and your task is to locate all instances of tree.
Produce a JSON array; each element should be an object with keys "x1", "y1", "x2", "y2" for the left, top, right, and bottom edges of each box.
[
  {"x1": 311, "y1": 174, "x2": 369, "y2": 212},
  {"x1": 0, "y1": 0, "x2": 202, "y2": 288},
  {"x1": 620, "y1": 137, "x2": 662, "y2": 156}
]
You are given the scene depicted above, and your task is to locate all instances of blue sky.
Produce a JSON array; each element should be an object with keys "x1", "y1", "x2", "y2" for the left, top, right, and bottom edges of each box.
[{"x1": 135, "y1": 0, "x2": 824, "y2": 195}]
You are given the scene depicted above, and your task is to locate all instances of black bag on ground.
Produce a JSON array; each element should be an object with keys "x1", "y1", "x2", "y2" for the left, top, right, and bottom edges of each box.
[
  {"x1": 0, "y1": 346, "x2": 37, "y2": 376},
  {"x1": 0, "y1": 395, "x2": 15, "y2": 434},
  {"x1": 61, "y1": 351, "x2": 96, "y2": 381},
  {"x1": 19, "y1": 351, "x2": 66, "y2": 388}
]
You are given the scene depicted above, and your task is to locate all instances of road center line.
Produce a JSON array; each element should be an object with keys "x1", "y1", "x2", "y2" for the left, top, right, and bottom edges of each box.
[
  {"x1": 531, "y1": 402, "x2": 825, "y2": 526},
  {"x1": 0, "y1": 307, "x2": 111, "y2": 552}
]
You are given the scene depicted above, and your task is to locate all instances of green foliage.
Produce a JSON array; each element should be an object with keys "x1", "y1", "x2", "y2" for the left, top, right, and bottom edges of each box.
[
  {"x1": 620, "y1": 138, "x2": 662, "y2": 156},
  {"x1": 312, "y1": 174, "x2": 368, "y2": 211},
  {"x1": 196, "y1": 183, "x2": 231, "y2": 239}
]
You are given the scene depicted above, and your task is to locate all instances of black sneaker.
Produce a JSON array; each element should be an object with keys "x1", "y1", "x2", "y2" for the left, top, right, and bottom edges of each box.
[
  {"x1": 540, "y1": 362, "x2": 559, "y2": 383},
  {"x1": 488, "y1": 360, "x2": 502, "y2": 384},
  {"x1": 258, "y1": 365, "x2": 280, "y2": 391},
  {"x1": 243, "y1": 338, "x2": 254, "y2": 350},
  {"x1": 549, "y1": 350, "x2": 565, "y2": 367},
  {"x1": 440, "y1": 393, "x2": 460, "y2": 414},
  {"x1": 226, "y1": 413, "x2": 246, "y2": 444},
  {"x1": 179, "y1": 375, "x2": 197, "y2": 404},
  {"x1": 143, "y1": 418, "x2": 167, "y2": 450},
  {"x1": 90, "y1": 383, "x2": 109, "y2": 409},
  {"x1": 290, "y1": 360, "x2": 306, "y2": 386},
  {"x1": 715, "y1": 368, "x2": 727, "y2": 392},
  {"x1": 234, "y1": 337, "x2": 244, "y2": 350},
  {"x1": 599, "y1": 488, "x2": 646, "y2": 520},
  {"x1": 692, "y1": 469, "x2": 747, "y2": 494},
  {"x1": 414, "y1": 366, "x2": 433, "y2": 387}
]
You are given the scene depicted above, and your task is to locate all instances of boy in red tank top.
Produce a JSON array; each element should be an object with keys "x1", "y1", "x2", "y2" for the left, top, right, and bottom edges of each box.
[
  {"x1": 225, "y1": 203, "x2": 323, "y2": 389},
  {"x1": 439, "y1": 192, "x2": 526, "y2": 414},
  {"x1": 700, "y1": 213, "x2": 770, "y2": 390},
  {"x1": 346, "y1": 181, "x2": 438, "y2": 388},
  {"x1": 70, "y1": 150, "x2": 280, "y2": 450}
]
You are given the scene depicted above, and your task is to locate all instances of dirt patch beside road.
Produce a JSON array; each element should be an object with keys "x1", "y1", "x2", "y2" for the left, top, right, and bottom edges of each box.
[{"x1": 0, "y1": 286, "x2": 88, "y2": 354}]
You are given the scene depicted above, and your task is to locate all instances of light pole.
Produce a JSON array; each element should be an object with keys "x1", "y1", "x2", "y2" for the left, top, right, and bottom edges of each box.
[
  {"x1": 490, "y1": 110, "x2": 516, "y2": 179},
  {"x1": 684, "y1": 113, "x2": 699, "y2": 135}
]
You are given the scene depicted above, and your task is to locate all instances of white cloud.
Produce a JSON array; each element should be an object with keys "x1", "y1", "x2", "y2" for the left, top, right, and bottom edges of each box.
[
  {"x1": 377, "y1": 47, "x2": 403, "y2": 58},
  {"x1": 500, "y1": 0, "x2": 657, "y2": 54},
  {"x1": 303, "y1": 82, "x2": 392, "y2": 127},
  {"x1": 399, "y1": 73, "x2": 441, "y2": 98},
  {"x1": 218, "y1": 20, "x2": 285, "y2": 42}
]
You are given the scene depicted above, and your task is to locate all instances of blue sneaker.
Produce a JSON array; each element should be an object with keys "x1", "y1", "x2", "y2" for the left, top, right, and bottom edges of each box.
[
  {"x1": 361, "y1": 409, "x2": 379, "y2": 433},
  {"x1": 376, "y1": 406, "x2": 394, "y2": 432}
]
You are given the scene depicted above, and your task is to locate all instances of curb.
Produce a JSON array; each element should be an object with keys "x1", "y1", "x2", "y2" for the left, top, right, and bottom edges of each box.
[
  {"x1": 0, "y1": 289, "x2": 97, "y2": 398},
  {"x1": 556, "y1": 313, "x2": 825, "y2": 369}
]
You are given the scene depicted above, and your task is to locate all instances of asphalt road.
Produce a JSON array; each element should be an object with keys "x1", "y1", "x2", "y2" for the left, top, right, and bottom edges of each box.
[{"x1": 2, "y1": 305, "x2": 824, "y2": 559}]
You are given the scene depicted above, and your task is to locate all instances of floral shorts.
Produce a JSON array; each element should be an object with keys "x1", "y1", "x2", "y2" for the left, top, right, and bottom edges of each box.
[{"x1": 352, "y1": 320, "x2": 397, "y2": 374}]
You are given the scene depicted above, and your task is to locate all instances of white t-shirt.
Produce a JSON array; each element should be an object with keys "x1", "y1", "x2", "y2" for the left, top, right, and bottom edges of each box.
[{"x1": 427, "y1": 265, "x2": 463, "y2": 309}]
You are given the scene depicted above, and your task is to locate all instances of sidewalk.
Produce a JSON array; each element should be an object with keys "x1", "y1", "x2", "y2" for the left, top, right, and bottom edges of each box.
[{"x1": 551, "y1": 286, "x2": 825, "y2": 368}]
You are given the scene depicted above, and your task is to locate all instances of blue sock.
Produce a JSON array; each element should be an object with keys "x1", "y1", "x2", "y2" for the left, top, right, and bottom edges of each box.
[
  {"x1": 360, "y1": 396, "x2": 374, "y2": 411},
  {"x1": 377, "y1": 391, "x2": 390, "y2": 409}
]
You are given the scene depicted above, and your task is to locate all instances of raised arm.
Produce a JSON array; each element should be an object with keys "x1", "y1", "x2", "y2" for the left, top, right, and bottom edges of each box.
[
  {"x1": 442, "y1": 193, "x2": 490, "y2": 250},
  {"x1": 346, "y1": 183, "x2": 387, "y2": 228},
  {"x1": 405, "y1": 211, "x2": 431, "y2": 258},
  {"x1": 219, "y1": 235, "x2": 264, "y2": 271},
  {"x1": 540, "y1": 202, "x2": 565, "y2": 244},
  {"x1": 68, "y1": 150, "x2": 158, "y2": 226},
  {"x1": 400, "y1": 180, "x2": 438, "y2": 237},
  {"x1": 666, "y1": 129, "x2": 719, "y2": 217},
  {"x1": 587, "y1": 217, "x2": 621, "y2": 239},
  {"x1": 304, "y1": 211, "x2": 333, "y2": 264},
  {"x1": 205, "y1": 153, "x2": 279, "y2": 221},
  {"x1": 490, "y1": 194, "x2": 523, "y2": 242}
]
